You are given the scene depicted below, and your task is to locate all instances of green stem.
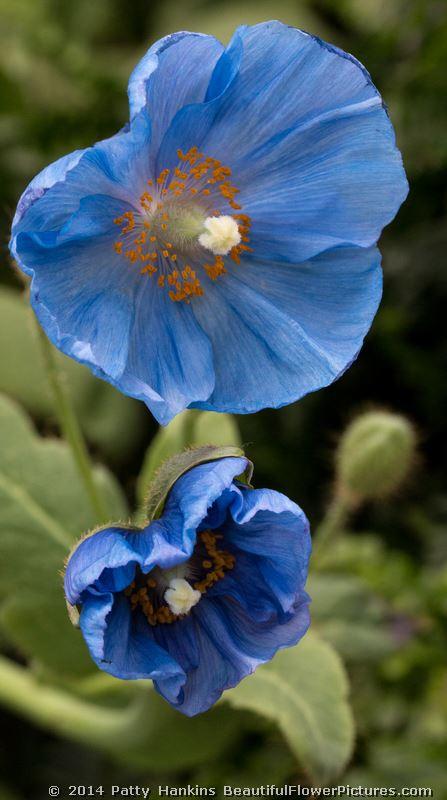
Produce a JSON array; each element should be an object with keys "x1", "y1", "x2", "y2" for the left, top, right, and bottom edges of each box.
[
  {"x1": 0, "y1": 656, "x2": 144, "y2": 752},
  {"x1": 35, "y1": 322, "x2": 108, "y2": 523},
  {"x1": 312, "y1": 492, "x2": 353, "y2": 568}
]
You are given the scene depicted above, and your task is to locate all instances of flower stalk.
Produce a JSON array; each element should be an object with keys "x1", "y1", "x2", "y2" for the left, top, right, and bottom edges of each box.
[
  {"x1": 35, "y1": 320, "x2": 109, "y2": 524},
  {"x1": 312, "y1": 491, "x2": 353, "y2": 568}
]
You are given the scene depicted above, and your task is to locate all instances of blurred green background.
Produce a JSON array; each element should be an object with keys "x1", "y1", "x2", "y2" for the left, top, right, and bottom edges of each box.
[{"x1": 0, "y1": 0, "x2": 446, "y2": 798}]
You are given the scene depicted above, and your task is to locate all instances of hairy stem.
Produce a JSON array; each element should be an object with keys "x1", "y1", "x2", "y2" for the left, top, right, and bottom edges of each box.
[
  {"x1": 312, "y1": 491, "x2": 353, "y2": 568},
  {"x1": 35, "y1": 322, "x2": 108, "y2": 523}
]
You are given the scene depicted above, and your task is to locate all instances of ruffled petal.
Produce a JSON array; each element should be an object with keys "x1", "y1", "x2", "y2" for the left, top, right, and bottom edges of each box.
[
  {"x1": 191, "y1": 245, "x2": 381, "y2": 413},
  {"x1": 207, "y1": 552, "x2": 287, "y2": 621},
  {"x1": 160, "y1": 457, "x2": 249, "y2": 552},
  {"x1": 160, "y1": 595, "x2": 310, "y2": 716},
  {"x1": 154, "y1": 29, "x2": 244, "y2": 173},
  {"x1": 236, "y1": 109, "x2": 407, "y2": 261},
  {"x1": 65, "y1": 527, "x2": 142, "y2": 605},
  {"x1": 81, "y1": 593, "x2": 186, "y2": 696},
  {"x1": 237, "y1": 245, "x2": 382, "y2": 371},
  {"x1": 119, "y1": 279, "x2": 215, "y2": 425},
  {"x1": 190, "y1": 273, "x2": 341, "y2": 414},
  {"x1": 128, "y1": 32, "x2": 223, "y2": 159},
  {"x1": 66, "y1": 523, "x2": 195, "y2": 607},
  {"x1": 66, "y1": 458, "x2": 248, "y2": 604},
  {"x1": 202, "y1": 22, "x2": 382, "y2": 165},
  {"x1": 11, "y1": 111, "x2": 152, "y2": 268},
  {"x1": 224, "y1": 487, "x2": 311, "y2": 613},
  {"x1": 15, "y1": 195, "x2": 137, "y2": 382},
  {"x1": 12, "y1": 149, "x2": 86, "y2": 231},
  {"x1": 14, "y1": 192, "x2": 215, "y2": 425},
  {"x1": 157, "y1": 22, "x2": 406, "y2": 260}
]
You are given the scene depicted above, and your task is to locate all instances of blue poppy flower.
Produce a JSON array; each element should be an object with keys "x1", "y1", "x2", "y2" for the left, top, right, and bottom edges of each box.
[
  {"x1": 64, "y1": 456, "x2": 311, "y2": 716},
  {"x1": 11, "y1": 22, "x2": 408, "y2": 424}
]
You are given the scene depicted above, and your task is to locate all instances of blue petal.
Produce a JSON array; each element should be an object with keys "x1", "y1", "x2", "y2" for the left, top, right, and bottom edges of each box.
[
  {"x1": 118, "y1": 280, "x2": 215, "y2": 425},
  {"x1": 236, "y1": 109, "x2": 407, "y2": 261},
  {"x1": 207, "y1": 552, "x2": 288, "y2": 621},
  {"x1": 14, "y1": 194, "x2": 215, "y2": 425},
  {"x1": 203, "y1": 22, "x2": 382, "y2": 163},
  {"x1": 80, "y1": 593, "x2": 186, "y2": 696},
  {"x1": 65, "y1": 527, "x2": 142, "y2": 605},
  {"x1": 158, "y1": 22, "x2": 407, "y2": 259},
  {"x1": 224, "y1": 487, "x2": 311, "y2": 613},
  {"x1": 154, "y1": 29, "x2": 244, "y2": 174},
  {"x1": 16, "y1": 195, "x2": 136, "y2": 382},
  {"x1": 200, "y1": 484, "x2": 243, "y2": 531},
  {"x1": 12, "y1": 149, "x2": 86, "y2": 231},
  {"x1": 237, "y1": 246, "x2": 383, "y2": 372},
  {"x1": 191, "y1": 246, "x2": 381, "y2": 414},
  {"x1": 11, "y1": 111, "x2": 153, "y2": 269},
  {"x1": 128, "y1": 32, "x2": 223, "y2": 159},
  {"x1": 162, "y1": 595, "x2": 310, "y2": 716},
  {"x1": 66, "y1": 522, "x2": 194, "y2": 606},
  {"x1": 160, "y1": 456, "x2": 249, "y2": 552},
  {"x1": 66, "y1": 458, "x2": 247, "y2": 603}
]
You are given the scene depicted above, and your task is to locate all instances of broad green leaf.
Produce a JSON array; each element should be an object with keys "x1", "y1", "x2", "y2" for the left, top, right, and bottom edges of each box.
[
  {"x1": 225, "y1": 632, "x2": 355, "y2": 783},
  {"x1": 136, "y1": 410, "x2": 198, "y2": 503},
  {"x1": 308, "y1": 574, "x2": 394, "y2": 661},
  {"x1": 193, "y1": 410, "x2": 242, "y2": 449},
  {"x1": 0, "y1": 654, "x2": 241, "y2": 772},
  {"x1": 0, "y1": 393, "x2": 128, "y2": 675},
  {"x1": 118, "y1": 691, "x2": 242, "y2": 772},
  {"x1": 136, "y1": 409, "x2": 242, "y2": 507},
  {"x1": 0, "y1": 287, "x2": 144, "y2": 460},
  {"x1": 346, "y1": 738, "x2": 447, "y2": 797}
]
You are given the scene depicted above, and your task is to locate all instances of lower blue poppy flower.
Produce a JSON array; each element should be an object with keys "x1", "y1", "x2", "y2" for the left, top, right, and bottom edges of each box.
[
  {"x1": 64, "y1": 457, "x2": 311, "y2": 715},
  {"x1": 10, "y1": 22, "x2": 408, "y2": 424}
]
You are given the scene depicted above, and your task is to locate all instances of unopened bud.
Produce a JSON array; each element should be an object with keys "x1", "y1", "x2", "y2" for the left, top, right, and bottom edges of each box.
[{"x1": 336, "y1": 411, "x2": 416, "y2": 502}]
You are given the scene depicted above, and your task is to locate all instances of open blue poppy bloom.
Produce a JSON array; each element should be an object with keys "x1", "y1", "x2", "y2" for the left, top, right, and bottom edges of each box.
[
  {"x1": 64, "y1": 456, "x2": 311, "y2": 715},
  {"x1": 11, "y1": 22, "x2": 408, "y2": 424}
]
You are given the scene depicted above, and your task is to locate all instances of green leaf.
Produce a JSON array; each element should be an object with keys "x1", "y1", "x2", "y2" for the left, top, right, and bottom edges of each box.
[
  {"x1": 192, "y1": 410, "x2": 242, "y2": 449},
  {"x1": 136, "y1": 410, "x2": 198, "y2": 503},
  {"x1": 308, "y1": 574, "x2": 394, "y2": 661},
  {"x1": 143, "y1": 444, "x2": 251, "y2": 522},
  {"x1": 136, "y1": 409, "x2": 242, "y2": 506},
  {"x1": 0, "y1": 392, "x2": 128, "y2": 676},
  {"x1": 225, "y1": 632, "x2": 355, "y2": 783},
  {"x1": 0, "y1": 654, "x2": 240, "y2": 773},
  {"x1": 118, "y1": 691, "x2": 241, "y2": 772},
  {"x1": 0, "y1": 287, "x2": 144, "y2": 461}
]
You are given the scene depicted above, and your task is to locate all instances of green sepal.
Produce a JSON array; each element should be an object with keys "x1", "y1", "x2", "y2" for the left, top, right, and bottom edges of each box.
[
  {"x1": 66, "y1": 599, "x2": 80, "y2": 628},
  {"x1": 144, "y1": 445, "x2": 253, "y2": 522}
]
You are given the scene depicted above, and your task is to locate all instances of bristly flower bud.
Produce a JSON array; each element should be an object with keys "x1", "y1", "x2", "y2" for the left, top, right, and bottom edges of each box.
[{"x1": 336, "y1": 410, "x2": 416, "y2": 503}]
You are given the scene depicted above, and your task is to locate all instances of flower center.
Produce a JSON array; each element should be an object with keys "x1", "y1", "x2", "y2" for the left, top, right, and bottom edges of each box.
[
  {"x1": 164, "y1": 578, "x2": 201, "y2": 616},
  {"x1": 113, "y1": 147, "x2": 252, "y2": 303},
  {"x1": 123, "y1": 530, "x2": 235, "y2": 626}
]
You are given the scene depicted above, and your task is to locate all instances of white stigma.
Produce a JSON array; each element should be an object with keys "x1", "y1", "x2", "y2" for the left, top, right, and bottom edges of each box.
[
  {"x1": 198, "y1": 215, "x2": 241, "y2": 256},
  {"x1": 164, "y1": 578, "x2": 201, "y2": 616}
]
